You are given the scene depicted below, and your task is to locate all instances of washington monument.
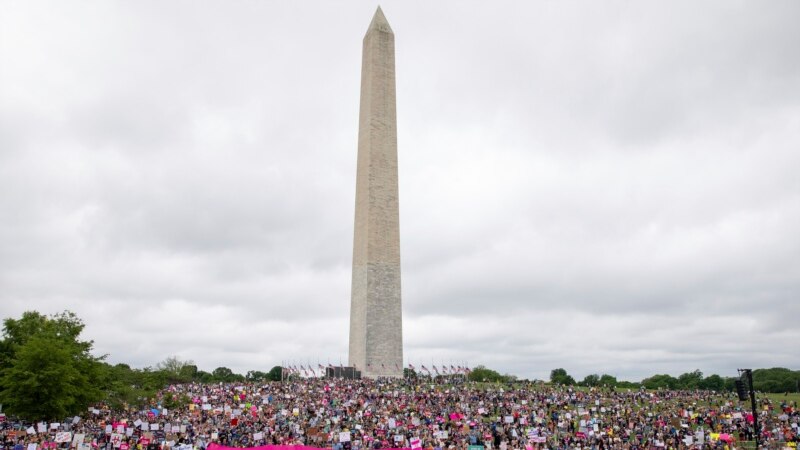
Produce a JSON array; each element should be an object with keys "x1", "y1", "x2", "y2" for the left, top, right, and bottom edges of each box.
[{"x1": 348, "y1": 7, "x2": 403, "y2": 379}]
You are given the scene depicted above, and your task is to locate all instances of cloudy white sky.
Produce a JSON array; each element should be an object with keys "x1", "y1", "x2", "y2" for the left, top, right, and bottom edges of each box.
[{"x1": 1, "y1": 1, "x2": 799, "y2": 382}]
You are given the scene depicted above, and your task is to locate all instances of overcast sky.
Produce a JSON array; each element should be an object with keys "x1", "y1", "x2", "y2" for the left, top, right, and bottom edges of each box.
[{"x1": 1, "y1": 1, "x2": 799, "y2": 382}]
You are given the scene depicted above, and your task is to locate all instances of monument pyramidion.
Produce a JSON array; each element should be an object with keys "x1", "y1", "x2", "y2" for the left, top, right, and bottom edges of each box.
[{"x1": 348, "y1": 7, "x2": 403, "y2": 379}]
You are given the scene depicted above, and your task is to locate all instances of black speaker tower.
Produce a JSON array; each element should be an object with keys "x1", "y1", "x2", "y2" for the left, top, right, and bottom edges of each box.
[{"x1": 737, "y1": 368, "x2": 759, "y2": 450}]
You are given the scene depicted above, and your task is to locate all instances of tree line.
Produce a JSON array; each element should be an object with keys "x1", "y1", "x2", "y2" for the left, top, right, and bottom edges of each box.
[
  {"x1": 1, "y1": 310, "x2": 798, "y2": 422},
  {"x1": 463, "y1": 366, "x2": 800, "y2": 393},
  {"x1": 0, "y1": 311, "x2": 283, "y2": 421}
]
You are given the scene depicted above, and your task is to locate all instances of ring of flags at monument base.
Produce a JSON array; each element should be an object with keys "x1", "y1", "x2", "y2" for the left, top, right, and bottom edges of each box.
[{"x1": 279, "y1": 362, "x2": 470, "y2": 378}]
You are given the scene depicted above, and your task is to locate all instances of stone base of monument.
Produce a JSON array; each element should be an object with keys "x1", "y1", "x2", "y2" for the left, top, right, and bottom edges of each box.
[{"x1": 325, "y1": 366, "x2": 361, "y2": 380}]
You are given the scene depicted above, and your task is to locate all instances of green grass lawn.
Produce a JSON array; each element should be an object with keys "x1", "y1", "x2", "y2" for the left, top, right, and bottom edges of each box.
[{"x1": 761, "y1": 391, "x2": 800, "y2": 405}]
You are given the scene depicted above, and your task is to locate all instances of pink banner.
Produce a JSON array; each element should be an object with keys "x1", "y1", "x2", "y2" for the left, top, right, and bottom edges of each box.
[{"x1": 209, "y1": 444, "x2": 412, "y2": 450}]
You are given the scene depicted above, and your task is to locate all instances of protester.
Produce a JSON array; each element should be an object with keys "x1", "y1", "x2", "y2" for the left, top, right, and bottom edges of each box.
[{"x1": 1, "y1": 377, "x2": 797, "y2": 450}]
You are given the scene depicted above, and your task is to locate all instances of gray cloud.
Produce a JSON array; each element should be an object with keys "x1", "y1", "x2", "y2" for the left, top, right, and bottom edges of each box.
[{"x1": 1, "y1": 0, "x2": 799, "y2": 382}]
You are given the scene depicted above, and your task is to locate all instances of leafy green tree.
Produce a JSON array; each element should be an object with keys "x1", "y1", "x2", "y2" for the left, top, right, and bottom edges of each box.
[
  {"x1": 156, "y1": 356, "x2": 195, "y2": 383},
  {"x1": 142, "y1": 366, "x2": 170, "y2": 389},
  {"x1": 101, "y1": 363, "x2": 178, "y2": 409},
  {"x1": 267, "y1": 366, "x2": 283, "y2": 382},
  {"x1": 246, "y1": 370, "x2": 269, "y2": 382},
  {"x1": 641, "y1": 374, "x2": 678, "y2": 390},
  {"x1": 101, "y1": 363, "x2": 145, "y2": 409},
  {"x1": 0, "y1": 311, "x2": 104, "y2": 421},
  {"x1": 196, "y1": 370, "x2": 214, "y2": 383},
  {"x1": 581, "y1": 374, "x2": 600, "y2": 387},
  {"x1": 722, "y1": 376, "x2": 737, "y2": 392},
  {"x1": 550, "y1": 368, "x2": 576, "y2": 386},
  {"x1": 180, "y1": 364, "x2": 198, "y2": 381},
  {"x1": 211, "y1": 366, "x2": 244, "y2": 382},
  {"x1": 212, "y1": 366, "x2": 234, "y2": 381},
  {"x1": 753, "y1": 368, "x2": 800, "y2": 393},
  {"x1": 0, "y1": 335, "x2": 15, "y2": 369},
  {"x1": 699, "y1": 374, "x2": 725, "y2": 391},
  {"x1": 599, "y1": 374, "x2": 617, "y2": 387},
  {"x1": 3, "y1": 311, "x2": 91, "y2": 352},
  {"x1": 616, "y1": 380, "x2": 641, "y2": 389},
  {"x1": 677, "y1": 370, "x2": 703, "y2": 389},
  {"x1": 468, "y1": 365, "x2": 507, "y2": 383}
]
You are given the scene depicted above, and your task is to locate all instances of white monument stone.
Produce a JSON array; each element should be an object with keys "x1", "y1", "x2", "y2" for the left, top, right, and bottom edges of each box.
[{"x1": 348, "y1": 7, "x2": 403, "y2": 379}]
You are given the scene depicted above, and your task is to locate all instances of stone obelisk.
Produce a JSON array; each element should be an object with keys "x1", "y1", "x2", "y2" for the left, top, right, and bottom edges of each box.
[{"x1": 348, "y1": 6, "x2": 403, "y2": 379}]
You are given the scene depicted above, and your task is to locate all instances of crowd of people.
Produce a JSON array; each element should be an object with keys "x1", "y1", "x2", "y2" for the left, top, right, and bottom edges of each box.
[{"x1": 1, "y1": 377, "x2": 798, "y2": 450}]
